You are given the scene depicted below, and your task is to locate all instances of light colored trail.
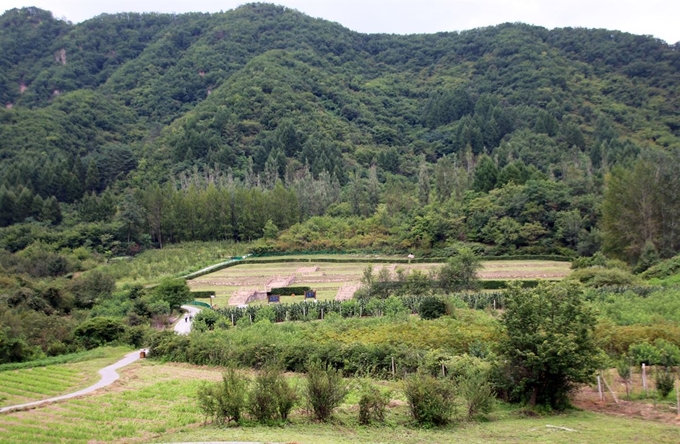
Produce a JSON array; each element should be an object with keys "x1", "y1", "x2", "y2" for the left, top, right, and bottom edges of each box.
[
  {"x1": 174, "y1": 304, "x2": 202, "y2": 335},
  {"x1": 0, "y1": 349, "x2": 145, "y2": 414}
]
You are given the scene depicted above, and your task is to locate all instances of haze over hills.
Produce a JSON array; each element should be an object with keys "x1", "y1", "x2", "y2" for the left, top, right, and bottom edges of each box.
[{"x1": 0, "y1": 3, "x2": 679, "y2": 260}]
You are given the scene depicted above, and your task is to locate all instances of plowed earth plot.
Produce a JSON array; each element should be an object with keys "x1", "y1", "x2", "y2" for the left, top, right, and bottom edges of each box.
[{"x1": 188, "y1": 259, "x2": 571, "y2": 307}]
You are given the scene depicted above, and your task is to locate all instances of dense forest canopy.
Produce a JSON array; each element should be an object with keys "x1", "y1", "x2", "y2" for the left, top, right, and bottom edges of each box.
[{"x1": 0, "y1": 3, "x2": 679, "y2": 264}]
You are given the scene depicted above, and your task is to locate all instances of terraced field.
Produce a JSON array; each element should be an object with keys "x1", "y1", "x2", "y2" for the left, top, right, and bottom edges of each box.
[
  {"x1": 0, "y1": 348, "x2": 131, "y2": 408},
  {"x1": 188, "y1": 257, "x2": 571, "y2": 307}
]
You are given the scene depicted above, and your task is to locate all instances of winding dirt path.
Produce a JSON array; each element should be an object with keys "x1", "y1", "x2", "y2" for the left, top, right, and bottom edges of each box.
[{"x1": 0, "y1": 349, "x2": 145, "y2": 414}]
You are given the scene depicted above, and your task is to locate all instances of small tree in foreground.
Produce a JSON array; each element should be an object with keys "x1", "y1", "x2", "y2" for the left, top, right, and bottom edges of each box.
[
  {"x1": 358, "y1": 382, "x2": 391, "y2": 425},
  {"x1": 248, "y1": 367, "x2": 298, "y2": 423},
  {"x1": 197, "y1": 368, "x2": 249, "y2": 424},
  {"x1": 305, "y1": 361, "x2": 348, "y2": 421},
  {"x1": 403, "y1": 371, "x2": 457, "y2": 426},
  {"x1": 498, "y1": 282, "x2": 602, "y2": 410}
]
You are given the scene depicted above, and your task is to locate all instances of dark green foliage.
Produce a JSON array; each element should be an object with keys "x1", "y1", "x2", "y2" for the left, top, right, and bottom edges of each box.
[
  {"x1": 499, "y1": 282, "x2": 602, "y2": 410},
  {"x1": 73, "y1": 317, "x2": 126, "y2": 349},
  {"x1": 418, "y1": 297, "x2": 447, "y2": 320},
  {"x1": 190, "y1": 291, "x2": 216, "y2": 298},
  {"x1": 635, "y1": 241, "x2": 660, "y2": 274},
  {"x1": 403, "y1": 372, "x2": 457, "y2": 426},
  {"x1": 152, "y1": 279, "x2": 191, "y2": 310},
  {"x1": 270, "y1": 287, "x2": 311, "y2": 295},
  {"x1": 68, "y1": 270, "x2": 116, "y2": 309},
  {"x1": 304, "y1": 361, "x2": 349, "y2": 421},
  {"x1": 655, "y1": 369, "x2": 676, "y2": 398}
]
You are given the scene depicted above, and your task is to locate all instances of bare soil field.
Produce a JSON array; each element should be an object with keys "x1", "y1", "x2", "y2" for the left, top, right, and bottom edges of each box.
[{"x1": 188, "y1": 258, "x2": 571, "y2": 307}]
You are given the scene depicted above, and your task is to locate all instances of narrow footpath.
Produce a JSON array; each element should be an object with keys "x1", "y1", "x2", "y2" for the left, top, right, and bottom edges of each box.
[
  {"x1": 0, "y1": 349, "x2": 145, "y2": 414},
  {"x1": 174, "y1": 304, "x2": 202, "y2": 335}
]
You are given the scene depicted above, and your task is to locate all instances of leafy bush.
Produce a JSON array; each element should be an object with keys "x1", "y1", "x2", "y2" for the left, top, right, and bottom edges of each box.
[
  {"x1": 641, "y1": 255, "x2": 680, "y2": 279},
  {"x1": 152, "y1": 279, "x2": 191, "y2": 310},
  {"x1": 73, "y1": 317, "x2": 126, "y2": 349},
  {"x1": 196, "y1": 368, "x2": 249, "y2": 424},
  {"x1": 358, "y1": 382, "x2": 391, "y2": 425},
  {"x1": 655, "y1": 369, "x2": 675, "y2": 398},
  {"x1": 438, "y1": 248, "x2": 481, "y2": 293},
  {"x1": 403, "y1": 372, "x2": 457, "y2": 426},
  {"x1": 304, "y1": 361, "x2": 349, "y2": 421},
  {"x1": 457, "y1": 368, "x2": 494, "y2": 418},
  {"x1": 419, "y1": 297, "x2": 447, "y2": 320},
  {"x1": 568, "y1": 267, "x2": 638, "y2": 287},
  {"x1": 68, "y1": 270, "x2": 116, "y2": 309},
  {"x1": 247, "y1": 367, "x2": 298, "y2": 423}
]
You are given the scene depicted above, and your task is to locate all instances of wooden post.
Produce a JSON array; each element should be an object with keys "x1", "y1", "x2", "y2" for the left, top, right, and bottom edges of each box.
[
  {"x1": 391, "y1": 357, "x2": 396, "y2": 378},
  {"x1": 231, "y1": 314, "x2": 234, "y2": 326},
  {"x1": 321, "y1": 308, "x2": 324, "y2": 320},
  {"x1": 597, "y1": 375, "x2": 604, "y2": 401},
  {"x1": 642, "y1": 364, "x2": 647, "y2": 392},
  {"x1": 441, "y1": 363, "x2": 446, "y2": 377},
  {"x1": 601, "y1": 372, "x2": 619, "y2": 404},
  {"x1": 493, "y1": 299, "x2": 496, "y2": 310}
]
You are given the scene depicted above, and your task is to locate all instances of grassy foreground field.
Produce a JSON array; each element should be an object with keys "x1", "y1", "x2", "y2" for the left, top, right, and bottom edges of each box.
[
  {"x1": 0, "y1": 347, "x2": 132, "y2": 408},
  {"x1": 0, "y1": 360, "x2": 677, "y2": 444},
  {"x1": 188, "y1": 258, "x2": 571, "y2": 307}
]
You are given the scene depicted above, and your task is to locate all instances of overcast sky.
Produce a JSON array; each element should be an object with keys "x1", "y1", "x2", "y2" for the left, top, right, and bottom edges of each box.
[{"x1": 3, "y1": 0, "x2": 679, "y2": 44}]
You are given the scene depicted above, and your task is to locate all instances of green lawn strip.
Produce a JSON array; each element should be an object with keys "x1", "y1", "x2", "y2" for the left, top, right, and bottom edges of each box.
[
  {"x1": 2, "y1": 361, "x2": 678, "y2": 444},
  {"x1": 154, "y1": 410, "x2": 678, "y2": 444}
]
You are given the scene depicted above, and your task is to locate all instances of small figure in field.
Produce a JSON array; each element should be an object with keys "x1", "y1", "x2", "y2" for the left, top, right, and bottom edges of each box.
[
  {"x1": 185, "y1": 316, "x2": 188, "y2": 323},
  {"x1": 189, "y1": 315, "x2": 193, "y2": 321}
]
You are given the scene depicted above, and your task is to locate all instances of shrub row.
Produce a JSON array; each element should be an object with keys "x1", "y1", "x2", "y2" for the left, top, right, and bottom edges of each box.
[
  {"x1": 270, "y1": 287, "x2": 311, "y2": 295},
  {"x1": 148, "y1": 330, "x2": 424, "y2": 378},
  {"x1": 190, "y1": 291, "x2": 216, "y2": 298}
]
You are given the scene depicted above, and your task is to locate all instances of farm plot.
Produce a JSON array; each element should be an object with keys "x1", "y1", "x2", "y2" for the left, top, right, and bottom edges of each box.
[
  {"x1": 0, "y1": 347, "x2": 131, "y2": 408},
  {"x1": 188, "y1": 258, "x2": 571, "y2": 307}
]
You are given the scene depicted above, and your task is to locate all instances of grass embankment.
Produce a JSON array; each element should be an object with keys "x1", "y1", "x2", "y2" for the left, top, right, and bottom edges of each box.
[
  {"x1": 188, "y1": 258, "x2": 571, "y2": 307},
  {"x1": 1, "y1": 360, "x2": 678, "y2": 444},
  {"x1": 0, "y1": 347, "x2": 131, "y2": 408}
]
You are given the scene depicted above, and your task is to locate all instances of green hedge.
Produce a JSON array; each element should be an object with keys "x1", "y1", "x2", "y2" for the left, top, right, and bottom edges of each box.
[
  {"x1": 191, "y1": 291, "x2": 216, "y2": 298},
  {"x1": 190, "y1": 300, "x2": 213, "y2": 309},
  {"x1": 270, "y1": 286, "x2": 311, "y2": 295},
  {"x1": 480, "y1": 279, "x2": 558, "y2": 290}
]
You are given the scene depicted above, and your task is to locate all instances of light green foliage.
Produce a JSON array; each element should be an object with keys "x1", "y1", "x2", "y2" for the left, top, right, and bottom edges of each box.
[
  {"x1": 197, "y1": 368, "x2": 249, "y2": 424},
  {"x1": 254, "y1": 305, "x2": 275, "y2": 323},
  {"x1": 383, "y1": 296, "x2": 409, "y2": 320},
  {"x1": 499, "y1": 282, "x2": 602, "y2": 409},
  {"x1": 357, "y1": 381, "x2": 391, "y2": 425},
  {"x1": 438, "y1": 248, "x2": 481, "y2": 293}
]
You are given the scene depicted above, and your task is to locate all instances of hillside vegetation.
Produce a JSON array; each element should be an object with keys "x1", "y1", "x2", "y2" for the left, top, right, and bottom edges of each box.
[{"x1": 0, "y1": 3, "x2": 678, "y2": 262}]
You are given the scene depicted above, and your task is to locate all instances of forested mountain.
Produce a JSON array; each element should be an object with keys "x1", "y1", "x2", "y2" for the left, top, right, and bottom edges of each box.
[{"x1": 1, "y1": 3, "x2": 680, "y2": 263}]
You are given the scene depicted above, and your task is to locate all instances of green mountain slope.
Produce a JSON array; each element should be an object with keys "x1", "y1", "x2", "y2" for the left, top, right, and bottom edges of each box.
[{"x1": 0, "y1": 3, "x2": 679, "y2": 260}]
